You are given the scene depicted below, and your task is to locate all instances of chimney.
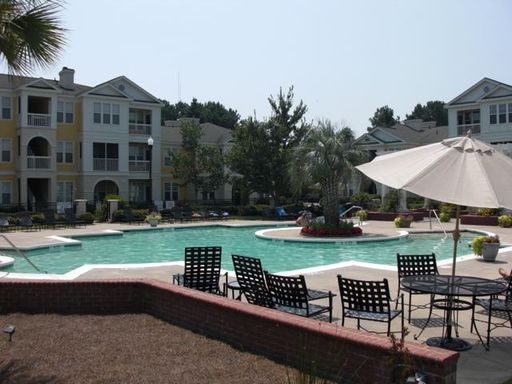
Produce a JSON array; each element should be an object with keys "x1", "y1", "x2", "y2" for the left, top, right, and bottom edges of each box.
[{"x1": 58, "y1": 67, "x2": 75, "y2": 89}]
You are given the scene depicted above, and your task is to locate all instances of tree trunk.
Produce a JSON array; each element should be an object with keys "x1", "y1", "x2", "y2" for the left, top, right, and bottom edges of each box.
[{"x1": 321, "y1": 178, "x2": 339, "y2": 227}]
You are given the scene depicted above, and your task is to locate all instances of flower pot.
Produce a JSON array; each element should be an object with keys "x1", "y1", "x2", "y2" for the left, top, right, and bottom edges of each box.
[
  {"x1": 481, "y1": 242, "x2": 500, "y2": 262},
  {"x1": 148, "y1": 219, "x2": 159, "y2": 227}
]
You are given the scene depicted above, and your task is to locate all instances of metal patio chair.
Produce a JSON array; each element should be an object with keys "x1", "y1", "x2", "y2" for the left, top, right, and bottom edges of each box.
[
  {"x1": 338, "y1": 275, "x2": 404, "y2": 338},
  {"x1": 232, "y1": 254, "x2": 273, "y2": 307},
  {"x1": 173, "y1": 246, "x2": 227, "y2": 296}
]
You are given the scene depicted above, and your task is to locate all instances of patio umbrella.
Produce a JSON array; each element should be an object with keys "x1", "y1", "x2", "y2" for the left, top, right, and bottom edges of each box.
[{"x1": 356, "y1": 132, "x2": 512, "y2": 278}]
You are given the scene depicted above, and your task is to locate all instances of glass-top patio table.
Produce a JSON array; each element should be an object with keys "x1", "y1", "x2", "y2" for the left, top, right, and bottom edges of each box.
[{"x1": 401, "y1": 275, "x2": 507, "y2": 351}]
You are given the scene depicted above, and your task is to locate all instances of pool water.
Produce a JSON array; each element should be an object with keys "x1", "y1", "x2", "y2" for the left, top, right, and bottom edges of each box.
[{"x1": 2, "y1": 226, "x2": 476, "y2": 274}]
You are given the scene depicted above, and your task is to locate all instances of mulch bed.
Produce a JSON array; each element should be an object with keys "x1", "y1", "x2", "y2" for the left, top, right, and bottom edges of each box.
[{"x1": 0, "y1": 313, "x2": 300, "y2": 384}]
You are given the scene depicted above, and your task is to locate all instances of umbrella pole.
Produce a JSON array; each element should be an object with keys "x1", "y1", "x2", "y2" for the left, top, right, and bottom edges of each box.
[{"x1": 451, "y1": 205, "x2": 461, "y2": 278}]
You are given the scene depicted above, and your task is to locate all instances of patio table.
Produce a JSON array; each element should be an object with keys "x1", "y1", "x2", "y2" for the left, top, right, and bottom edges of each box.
[{"x1": 401, "y1": 274, "x2": 506, "y2": 351}]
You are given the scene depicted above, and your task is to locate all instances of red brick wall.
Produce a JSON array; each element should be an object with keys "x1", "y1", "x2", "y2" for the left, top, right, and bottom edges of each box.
[{"x1": 0, "y1": 279, "x2": 458, "y2": 383}]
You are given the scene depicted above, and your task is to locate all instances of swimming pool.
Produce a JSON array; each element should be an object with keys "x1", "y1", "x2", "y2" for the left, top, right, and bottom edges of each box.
[{"x1": 1, "y1": 226, "x2": 477, "y2": 275}]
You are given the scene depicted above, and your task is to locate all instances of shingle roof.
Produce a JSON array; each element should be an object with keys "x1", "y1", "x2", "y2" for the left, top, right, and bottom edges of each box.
[{"x1": 0, "y1": 73, "x2": 92, "y2": 95}]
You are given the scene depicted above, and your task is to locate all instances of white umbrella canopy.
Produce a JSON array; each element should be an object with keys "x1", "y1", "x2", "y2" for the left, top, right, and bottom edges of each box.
[
  {"x1": 356, "y1": 134, "x2": 512, "y2": 210},
  {"x1": 356, "y1": 133, "x2": 512, "y2": 278}
]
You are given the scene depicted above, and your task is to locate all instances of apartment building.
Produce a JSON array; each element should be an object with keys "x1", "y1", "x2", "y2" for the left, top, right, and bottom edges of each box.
[
  {"x1": 0, "y1": 67, "x2": 163, "y2": 211},
  {"x1": 445, "y1": 77, "x2": 512, "y2": 155}
]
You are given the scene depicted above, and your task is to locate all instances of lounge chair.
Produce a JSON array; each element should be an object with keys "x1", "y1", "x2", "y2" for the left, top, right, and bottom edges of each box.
[
  {"x1": 396, "y1": 253, "x2": 438, "y2": 323},
  {"x1": 0, "y1": 214, "x2": 16, "y2": 232},
  {"x1": 232, "y1": 254, "x2": 274, "y2": 307},
  {"x1": 17, "y1": 212, "x2": 38, "y2": 231},
  {"x1": 338, "y1": 275, "x2": 404, "y2": 338},
  {"x1": 274, "y1": 207, "x2": 298, "y2": 220},
  {"x1": 64, "y1": 208, "x2": 87, "y2": 228},
  {"x1": 170, "y1": 208, "x2": 184, "y2": 223},
  {"x1": 121, "y1": 207, "x2": 145, "y2": 225},
  {"x1": 43, "y1": 209, "x2": 66, "y2": 229},
  {"x1": 172, "y1": 246, "x2": 227, "y2": 296},
  {"x1": 264, "y1": 271, "x2": 333, "y2": 322}
]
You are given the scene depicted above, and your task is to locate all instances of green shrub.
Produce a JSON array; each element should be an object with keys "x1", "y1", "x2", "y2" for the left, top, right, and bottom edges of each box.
[
  {"x1": 78, "y1": 212, "x2": 95, "y2": 224},
  {"x1": 498, "y1": 214, "x2": 512, "y2": 228},
  {"x1": 112, "y1": 209, "x2": 126, "y2": 222},
  {"x1": 439, "y1": 212, "x2": 450, "y2": 222},
  {"x1": 394, "y1": 214, "x2": 413, "y2": 228},
  {"x1": 31, "y1": 213, "x2": 45, "y2": 223},
  {"x1": 471, "y1": 235, "x2": 500, "y2": 256},
  {"x1": 440, "y1": 203, "x2": 455, "y2": 215},
  {"x1": 355, "y1": 209, "x2": 368, "y2": 221},
  {"x1": 477, "y1": 208, "x2": 499, "y2": 216}
]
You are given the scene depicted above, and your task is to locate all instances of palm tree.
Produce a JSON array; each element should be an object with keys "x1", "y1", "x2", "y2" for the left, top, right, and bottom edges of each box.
[
  {"x1": 290, "y1": 120, "x2": 366, "y2": 226},
  {"x1": 0, "y1": 0, "x2": 66, "y2": 75}
]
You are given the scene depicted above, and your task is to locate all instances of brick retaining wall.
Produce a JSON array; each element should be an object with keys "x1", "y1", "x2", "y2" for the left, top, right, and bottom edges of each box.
[{"x1": 0, "y1": 279, "x2": 458, "y2": 383}]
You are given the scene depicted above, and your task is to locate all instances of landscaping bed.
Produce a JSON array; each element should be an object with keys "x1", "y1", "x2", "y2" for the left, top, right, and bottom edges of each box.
[{"x1": 0, "y1": 313, "x2": 299, "y2": 384}]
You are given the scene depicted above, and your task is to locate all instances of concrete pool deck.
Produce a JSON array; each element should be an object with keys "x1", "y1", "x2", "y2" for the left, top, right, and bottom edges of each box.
[{"x1": 0, "y1": 218, "x2": 511, "y2": 383}]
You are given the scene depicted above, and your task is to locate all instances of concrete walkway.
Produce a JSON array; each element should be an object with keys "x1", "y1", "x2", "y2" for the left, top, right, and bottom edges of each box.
[{"x1": 0, "y1": 218, "x2": 511, "y2": 383}]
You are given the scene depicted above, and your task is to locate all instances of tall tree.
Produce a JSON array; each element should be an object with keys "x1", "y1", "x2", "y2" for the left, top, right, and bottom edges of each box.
[
  {"x1": 170, "y1": 120, "x2": 225, "y2": 197},
  {"x1": 369, "y1": 105, "x2": 398, "y2": 128},
  {"x1": 0, "y1": 0, "x2": 66, "y2": 75},
  {"x1": 290, "y1": 121, "x2": 367, "y2": 226},
  {"x1": 406, "y1": 100, "x2": 447, "y2": 126}
]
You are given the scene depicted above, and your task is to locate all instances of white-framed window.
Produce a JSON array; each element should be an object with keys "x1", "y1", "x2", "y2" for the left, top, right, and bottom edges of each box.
[
  {"x1": 164, "y1": 182, "x2": 179, "y2": 201},
  {"x1": 201, "y1": 190, "x2": 215, "y2": 200},
  {"x1": 57, "y1": 141, "x2": 73, "y2": 164},
  {"x1": 56, "y1": 181, "x2": 73, "y2": 203},
  {"x1": 1, "y1": 96, "x2": 11, "y2": 120},
  {"x1": 163, "y1": 147, "x2": 175, "y2": 166},
  {"x1": 0, "y1": 181, "x2": 11, "y2": 204},
  {"x1": 1, "y1": 139, "x2": 11, "y2": 162},
  {"x1": 93, "y1": 102, "x2": 120, "y2": 125},
  {"x1": 129, "y1": 145, "x2": 145, "y2": 161},
  {"x1": 490, "y1": 105, "x2": 497, "y2": 124},
  {"x1": 93, "y1": 102, "x2": 101, "y2": 123},
  {"x1": 508, "y1": 104, "x2": 512, "y2": 123},
  {"x1": 57, "y1": 101, "x2": 74, "y2": 124},
  {"x1": 499, "y1": 103, "x2": 507, "y2": 124}
]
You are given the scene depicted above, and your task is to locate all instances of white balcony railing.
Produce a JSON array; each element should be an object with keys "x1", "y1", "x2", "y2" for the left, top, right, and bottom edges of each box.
[
  {"x1": 129, "y1": 160, "x2": 150, "y2": 172},
  {"x1": 27, "y1": 113, "x2": 51, "y2": 127},
  {"x1": 457, "y1": 124, "x2": 480, "y2": 135},
  {"x1": 27, "y1": 156, "x2": 51, "y2": 169},
  {"x1": 93, "y1": 158, "x2": 119, "y2": 171},
  {"x1": 129, "y1": 124, "x2": 152, "y2": 135}
]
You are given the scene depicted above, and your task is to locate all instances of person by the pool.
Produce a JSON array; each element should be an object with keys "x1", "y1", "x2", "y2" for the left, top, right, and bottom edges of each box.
[{"x1": 498, "y1": 268, "x2": 511, "y2": 281}]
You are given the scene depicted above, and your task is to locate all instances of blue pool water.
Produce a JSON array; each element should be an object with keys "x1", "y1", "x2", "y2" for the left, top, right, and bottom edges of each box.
[{"x1": 2, "y1": 226, "x2": 476, "y2": 274}]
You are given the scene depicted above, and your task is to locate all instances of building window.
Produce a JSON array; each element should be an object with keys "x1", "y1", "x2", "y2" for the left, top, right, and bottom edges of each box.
[
  {"x1": 0, "y1": 181, "x2": 11, "y2": 204},
  {"x1": 163, "y1": 147, "x2": 174, "y2": 166},
  {"x1": 57, "y1": 101, "x2": 74, "y2": 123},
  {"x1": 201, "y1": 190, "x2": 215, "y2": 200},
  {"x1": 508, "y1": 104, "x2": 512, "y2": 124},
  {"x1": 456, "y1": 109, "x2": 480, "y2": 135},
  {"x1": 490, "y1": 105, "x2": 497, "y2": 124},
  {"x1": 164, "y1": 182, "x2": 179, "y2": 201},
  {"x1": 112, "y1": 104, "x2": 120, "y2": 125},
  {"x1": 57, "y1": 181, "x2": 73, "y2": 202},
  {"x1": 93, "y1": 102, "x2": 101, "y2": 123},
  {"x1": 93, "y1": 142, "x2": 119, "y2": 171},
  {"x1": 499, "y1": 103, "x2": 506, "y2": 124},
  {"x1": 1, "y1": 96, "x2": 11, "y2": 119},
  {"x1": 1, "y1": 139, "x2": 11, "y2": 162},
  {"x1": 93, "y1": 102, "x2": 120, "y2": 124},
  {"x1": 57, "y1": 141, "x2": 73, "y2": 163}
]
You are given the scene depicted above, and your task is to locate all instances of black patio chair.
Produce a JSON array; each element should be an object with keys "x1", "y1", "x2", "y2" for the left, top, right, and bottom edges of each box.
[
  {"x1": 338, "y1": 275, "x2": 404, "y2": 338},
  {"x1": 471, "y1": 274, "x2": 512, "y2": 350},
  {"x1": 172, "y1": 246, "x2": 227, "y2": 296},
  {"x1": 0, "y1": 214, "x2": 16, "y2": 232},
  {"x1": 17, "y1": 212, "x2": 38, "y2": 231},
  {"x1": 396, "y1": 253, "x2": 439, "y2": 323},
  {"x1": 64, "y1": 208, "x2": 87, "y2": 228},
  {"x1": 232, "y1": 254, "x2": 274, "y2": 307},
  {"x1": 42, "y1": 209, "x2": 66, "y2": 229},
  {"x1": 264, "y1": 271, "x2": 333, "y2": 322}
]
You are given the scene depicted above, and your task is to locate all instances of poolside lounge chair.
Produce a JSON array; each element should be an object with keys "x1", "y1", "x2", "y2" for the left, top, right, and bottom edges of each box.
[
  {"x1": 275, "y1": 207, "x2": 296, "y2": 220},
  {"x1": 0, "y1": 214, "x2": 16, "y2": 232},
  {"x1": 172, "y1": 246, "x2": 227, "y2": 296},
  {"x1": 338, "y1": 275, "x2": 404, "y2": 338},
  {"x1": 170, "y1": 207, "x2": 184, "y2": 223},
  {"x1": 471, "y1": 273, "x2": 512, "y2": 350},
  {"x1": 396, "y1": 253, "x2": 439, "y2": 323},
  {"x1": 232, "y1": 255, "x2": 274, "y2": 307},
  {"x1": 17, "y1": 212, "x2": 38, "y2": 231},
  {"x1": 264, "y1": 271, "x2": 333, "y2": 322},
  {"x1": 64, "y1": 208, "x2": 87, "y2": 228}
]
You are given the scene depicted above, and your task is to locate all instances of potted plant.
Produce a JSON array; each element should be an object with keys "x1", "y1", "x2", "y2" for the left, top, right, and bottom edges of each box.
[
  {"x1": 394, "y1": 214, "x2": 413, "y2": 228},
  {"x1": 355, "y1": 209, "x2": 368, "y2": 223},
  {"x1": 471, "y1": 235, "x2": 500, "y2": 262},
  {"x1": 145, "y1": 212, "x2": 162, "y2": 227}
]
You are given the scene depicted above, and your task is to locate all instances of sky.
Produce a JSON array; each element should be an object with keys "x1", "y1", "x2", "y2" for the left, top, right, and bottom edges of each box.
[{"x1": 9, "y1": 0, "x2": 512, "y2": 137}]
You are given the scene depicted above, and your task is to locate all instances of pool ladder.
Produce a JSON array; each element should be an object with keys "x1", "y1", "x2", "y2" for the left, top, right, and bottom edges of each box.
[
  {"x1": 0, "y1": 234, "x2": 46, "y2": 273},
  {"x1": 428, "y1": 210, "x2": 448, "y2": 240}
]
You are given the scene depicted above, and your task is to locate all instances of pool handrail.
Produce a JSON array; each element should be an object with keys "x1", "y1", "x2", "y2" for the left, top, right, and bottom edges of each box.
[
  {"x1": 0, "y1": 234, "x2": 46, "y2": 273},
  {"x1": 428, "y1": 210, "x2": 448, "y2": 239},
  {"x1": 340, "y1": 205, "x2": 364, "y2": 225}
]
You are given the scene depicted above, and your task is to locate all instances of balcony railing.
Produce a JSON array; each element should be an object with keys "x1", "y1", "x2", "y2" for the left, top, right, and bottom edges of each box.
[
  {"x1": 129, "y1": 160, "x2": 150, "y2": 172},
  {"x1": 129, "y1": 123, "x2": 152, "y2": 135},
  {"x1": 93, "y1": 158, "x2": 119, "y2": 171},
  {"x1": 27, "y1": 156, "x2": 51, "y2": 169},
  {"x1": 27, "y1": 113, "x2": 51, "y2": 127},
  {"x1": 457, "y1": 124, "x2": 480, "y2": 135}
]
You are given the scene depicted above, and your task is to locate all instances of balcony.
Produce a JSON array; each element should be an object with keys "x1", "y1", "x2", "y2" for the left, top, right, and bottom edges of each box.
[
  {"x1": 28, "y1": 113, "x2": 51, "y2": 127},
  {"x1": 27, "y1": 156, "x2": 51, "y2": 169},
  {"x1": 129, "y1": 160, "x2": 150, "y2": 172},
  {"x1": 93, "y1": 158, "x2": 119, "y2": 171},
  {"x1": 129, "y1": 124, "x2": 151, "y2": 135},
  {"x1": 457, "y1": 124, "x2": 480, "y2": 135}
]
